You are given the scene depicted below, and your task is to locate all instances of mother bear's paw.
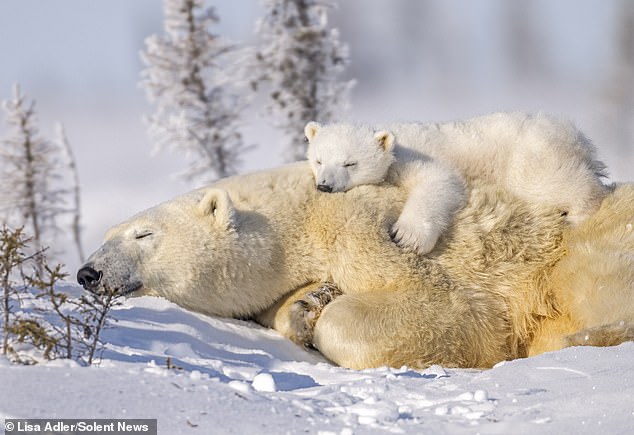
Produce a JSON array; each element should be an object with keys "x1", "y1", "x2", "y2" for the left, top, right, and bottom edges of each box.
[
  {"x1": 289, "y1": 282, "x2": 342, "y2": 348},
  {"x1": 564, "y1": 322, "x2": 634, "y2": 347}
]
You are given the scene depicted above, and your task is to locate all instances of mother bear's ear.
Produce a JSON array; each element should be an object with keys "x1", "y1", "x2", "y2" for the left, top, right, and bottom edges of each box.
[{"x1": 197, "y1": 188, "x2": 236, "y2": 230}]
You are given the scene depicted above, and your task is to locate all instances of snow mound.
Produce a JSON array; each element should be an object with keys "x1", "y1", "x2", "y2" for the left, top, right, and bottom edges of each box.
[{"x1": 2, "y1": 287, "x2": 633, "y2": 434}]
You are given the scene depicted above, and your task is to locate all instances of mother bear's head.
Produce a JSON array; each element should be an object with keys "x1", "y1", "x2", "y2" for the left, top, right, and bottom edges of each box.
[{"x1": 77, "y1": 187, "x2": 278, "y2": 317}]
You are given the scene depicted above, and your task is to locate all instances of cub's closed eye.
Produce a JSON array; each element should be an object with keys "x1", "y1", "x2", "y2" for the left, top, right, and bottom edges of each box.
[
  {"x1": 344, "y1": 162, "x2": 357, "y2": 167},
  {"x1": 135, "y1": 231, "x2": 153, "y2": 240},
  {"x1": 315, "y1": 159, "x2": 322, "y2": 165}
]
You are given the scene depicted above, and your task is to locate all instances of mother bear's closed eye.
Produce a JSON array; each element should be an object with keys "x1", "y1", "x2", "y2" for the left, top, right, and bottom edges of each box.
[{"x1": 134, "y1": 230, "x2": 154, "y2": 240}]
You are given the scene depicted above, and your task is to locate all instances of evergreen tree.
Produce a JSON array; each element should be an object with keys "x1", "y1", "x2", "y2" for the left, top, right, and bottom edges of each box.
[
  {"x1": 140, "y1": 0, "x2": 249, "y2": 183},
  {"x1": 253, "y1": 0, "x2": 354, "y2": 161},
  {"x1": 0, "y1": 85, "x2": 68, "y2": 265}
]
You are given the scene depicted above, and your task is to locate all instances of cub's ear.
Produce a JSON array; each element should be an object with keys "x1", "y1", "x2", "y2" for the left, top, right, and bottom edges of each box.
[
  {"x1": 374, "y1": 130, "x2": 395, "y2": 152},
  {"x1": 197, "y1": 189, "x2": 236, "y2": 230},
  {"x1": 304, "y1": 121, "x2": 322, "y2": 142}
]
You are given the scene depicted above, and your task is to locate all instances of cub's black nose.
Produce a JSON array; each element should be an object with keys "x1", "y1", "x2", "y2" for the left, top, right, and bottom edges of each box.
[
  {"x1": 77, "y1": 266, "x2": 103, "y2": 290},
  {"x1": 317, "y1": 184, "x2": 333, "y2": 193}
]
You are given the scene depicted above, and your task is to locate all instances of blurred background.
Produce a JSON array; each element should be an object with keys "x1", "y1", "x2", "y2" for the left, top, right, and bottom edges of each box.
[{"x1": 0, "y1": 0, "x2": 632, "y2": 273}]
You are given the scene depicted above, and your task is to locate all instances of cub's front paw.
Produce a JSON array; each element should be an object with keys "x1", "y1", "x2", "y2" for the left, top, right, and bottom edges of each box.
[
  {"x1": 289, "y1": 282, "x2": 342, "y2": 349},
  {"x1": 390, "y1": 218, "x2": 440, "y2": 255}
]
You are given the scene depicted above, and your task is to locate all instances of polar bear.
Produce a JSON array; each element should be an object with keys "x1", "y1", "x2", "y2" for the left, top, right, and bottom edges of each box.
[
  {"x1": 304, "y1": 112, "x2": 608, "y2": 253},
  {"x1": 77, "y1": 162, "x2": 634, "y2": 370},
  {"x1": 304, "y1": 122, "x2": 466, "y2": 254}
]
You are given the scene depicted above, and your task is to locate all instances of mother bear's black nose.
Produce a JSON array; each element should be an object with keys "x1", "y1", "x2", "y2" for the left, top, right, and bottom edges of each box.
[{"x1": 77, "y1": 266, "x2": 103, "y2": 291}]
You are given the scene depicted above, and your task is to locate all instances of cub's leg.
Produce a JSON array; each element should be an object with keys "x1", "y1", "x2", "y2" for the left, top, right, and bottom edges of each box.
[{"x1": 391, "y1": 160, "x2": 466, "y2": 255}]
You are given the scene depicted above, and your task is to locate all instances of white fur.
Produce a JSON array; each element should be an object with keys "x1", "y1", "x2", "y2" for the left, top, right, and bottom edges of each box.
[
  {"x1": 389, "y1": 158, "x2": 466, "y2": 254},
  {"x1": 305, "y1": 122, "x2": 466, "y2": 254},
  {"x1": 305, "y1": 123, "x2": 396, "y2": 193},
  {"x1": 305, "y1": 112, "x2": 608, "y2": 253}
]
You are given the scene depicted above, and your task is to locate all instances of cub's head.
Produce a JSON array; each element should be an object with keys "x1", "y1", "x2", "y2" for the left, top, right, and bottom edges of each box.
[{"x1": 304, "y1": 122, "x2": 396, "y2": 193}]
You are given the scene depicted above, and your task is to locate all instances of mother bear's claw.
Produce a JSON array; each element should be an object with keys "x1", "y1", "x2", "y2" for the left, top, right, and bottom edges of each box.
[{"x1": 289, "y1": 282, "x2": 342, "y2": 349}]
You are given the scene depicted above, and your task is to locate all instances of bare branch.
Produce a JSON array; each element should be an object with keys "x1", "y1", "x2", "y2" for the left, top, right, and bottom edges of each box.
[{"x1": 55, "y1": 123, "x2": 85, "y2": 263}]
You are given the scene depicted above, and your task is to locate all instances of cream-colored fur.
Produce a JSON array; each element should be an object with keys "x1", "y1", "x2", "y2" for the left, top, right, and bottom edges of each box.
[
  {"x1": 529, "y1": 183, "x2": 634, "y2": 355},
  {"x1": 81, "y1": 163, "x2": 634, "y2": 370}
]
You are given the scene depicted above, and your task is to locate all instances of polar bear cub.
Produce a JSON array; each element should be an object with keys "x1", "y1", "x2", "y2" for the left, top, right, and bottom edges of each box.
[
  {"x1": 304, "y1": 112, "x2": 608, "y2": 254},
  {"x1": 304, "y1": 122, "x2": 467, "y2": 254}
]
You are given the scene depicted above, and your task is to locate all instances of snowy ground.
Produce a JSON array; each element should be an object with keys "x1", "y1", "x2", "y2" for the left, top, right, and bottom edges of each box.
[{"x1": 2, "y1": 285, "x2": 633, "y2": 434}]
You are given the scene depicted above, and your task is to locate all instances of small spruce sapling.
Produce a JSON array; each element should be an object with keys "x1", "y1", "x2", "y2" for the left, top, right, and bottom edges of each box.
[
  {"x1": 76, "y1": 284, "x2": 123, "y2": 365},
  {"x1": 34, "y1": 264, "x2": 123, "y2": 365},
  {"x1": 0, "y1": 225, "x2": 121, "y2": 365},
  {"x1": 0, "y1": 225, "x2": 52, "y2": 364},
  {"x1": 0, "y1": 225, "x2": 30, "y2": 356}
]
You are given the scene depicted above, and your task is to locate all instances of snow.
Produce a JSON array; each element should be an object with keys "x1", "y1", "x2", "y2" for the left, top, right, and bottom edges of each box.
[
  {"x1": 0, "y1": 2, "x2": 633, "y2": 431},
  {"x1": 2, "y1": 287, "x2": 634, "y2": 434}
]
